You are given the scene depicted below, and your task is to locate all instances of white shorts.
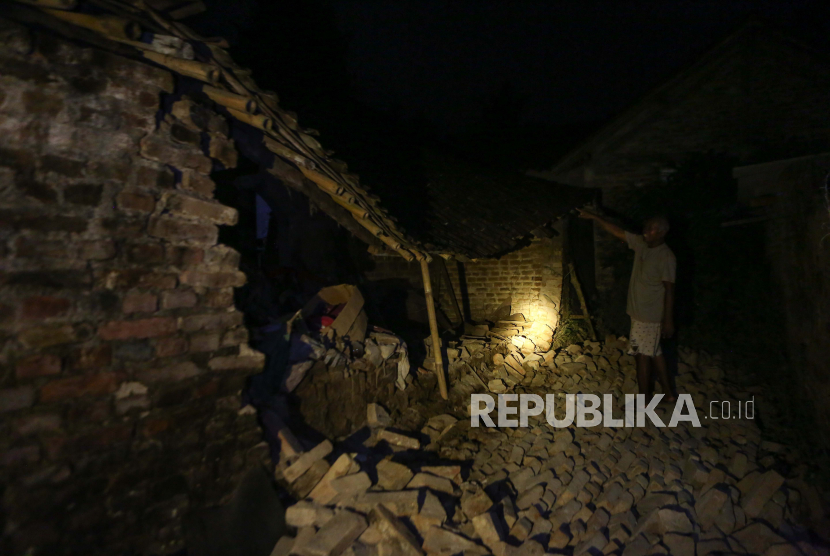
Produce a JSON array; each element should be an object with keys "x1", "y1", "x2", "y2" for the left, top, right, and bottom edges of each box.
[{"x1": 628, "y1": 318, "x2": 663, "y2": 357}]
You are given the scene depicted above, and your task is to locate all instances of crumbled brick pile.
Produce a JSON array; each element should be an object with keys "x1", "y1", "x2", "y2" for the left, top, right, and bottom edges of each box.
[{"x1": 268, "y1": 341, "x2": 829, "y2": 556}]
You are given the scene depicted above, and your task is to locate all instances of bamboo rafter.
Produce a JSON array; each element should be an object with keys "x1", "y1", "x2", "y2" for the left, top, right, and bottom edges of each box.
[{"x1": 8, "y1": 0, "x2": 432, "y2": 262}]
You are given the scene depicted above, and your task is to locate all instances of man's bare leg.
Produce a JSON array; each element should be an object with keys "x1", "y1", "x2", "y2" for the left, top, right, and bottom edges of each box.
[
  {"x1": 653, "y1": 354, "x2": 676, "y2": 402},
  {"x1": 635, "y1": 353, "x2": 653, "y2": 398}
]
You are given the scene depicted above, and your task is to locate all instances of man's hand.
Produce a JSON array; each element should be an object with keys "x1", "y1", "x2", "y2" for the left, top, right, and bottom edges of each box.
[
  {"x1": 662, "y1": 319, "x2": 675, "y2": 339},
  {"x1": 577, "y1": 207, "x2": 627, "y2": 241},
  {"x1": 576, "y1": 207, "x2": 598, "y2": 220}
]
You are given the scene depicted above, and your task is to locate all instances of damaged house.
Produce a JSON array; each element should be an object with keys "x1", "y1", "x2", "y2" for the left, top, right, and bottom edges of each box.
[
  {"x1": 2, "y1": 3, "x2": 829, "y2": 556},
  {"x1": 0, "y1": 1, "x2": 590, "y2": 553}
]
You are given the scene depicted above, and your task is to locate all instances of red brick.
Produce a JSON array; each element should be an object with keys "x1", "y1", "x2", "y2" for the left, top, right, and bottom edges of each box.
[
  {"x1": 194, "y1": 379, "x2": 219, "y2": 399},
  {"x1": 116, "y1": 189, "x2": 156, "y2": 212},
  {"x1": 136, "y1": 361, "x2": 200, "y2": 383},
  {"x1": 126, "y1": 243, "x2": 164, "y2": 264},
  {"x1": 166, "y1": 245, "x2": 204, "y2": 267},
  {"x1": 40, "y1": 154, "x2": 85, "y2": 178},
  {"x1": 155, "y1": 335, "x2": 188, "y2": 357},
  {"x1": 0, "y1": 387, "x2": 36, "y2": 413},
  {"x1": 40, "y1": 373, "x2": 119, "y2": 403},
  {"x1": 179, "y1": 169, "x2": 215, "y2": 196},
  {"x1": 147, "y1": 216, "x2": 217, "y2": 245},
  {"x1": 165, "y1": 193, "x2": 238, "y2": 225},
  {"x1": 139, "y1": 134, "x2": 212, "y2": 174},
  {"x1": 78, "y1": 240, "x2": 116, "y2": 261},
  {"x1": 1, "y1": 445, "x2": 40, "y2": 466},
  {"x1": 189, "y1": 333, "x2": 219, "y2": 353},
  {"x1": 60, "y1": 424, "x2": 132, "y2": 456},
  {"x1": 221, "y1": 327, "x2": 248, "y2": 347},
  {"x1": 179, "y1": 270, "x2": 246, "y2": 288},
  {"x1": 15, "y1": 413, "x2": 63, "y2": 436},
  {"x1": 137, "y1": 273, "x2": 178, "y2": 289},
  {"x1": 208, "y1": 133, "x2": 238, "y2": 168},
  {"x1": 141, "y1": 418, "x2": 171, "y2": 437},
  {"x1": 67, "y1": 344, "x2": 112, "y2": 371},
  {"x1": 135, "y1": 164, "x2": 175, "y2": 190},
  {"x1": 180, "y1": 312, "x2": 243, "y2": 333},
  {"x1": 16, "y1": 354, "x2": 61, "y2": 380},
  {"x1": 20, "y1": 296, "x2": 71, "y2": 319},
  {"x1": 122, "y1": 291, "x2": 157, "y2": 314},
  {"x1": 23, "y1": 89, "x2": 63, "y2": 116},
  {"x1": 15, "y1": 237, "x2": 69, "y2": 259},
  {"x1": 65, "y1": 398, "x2": 112, "y2": 425},
  {"x1": 98, "y1": 317, "x2": 176, "y2": 340},
  {"x1": 99, "y1": 216, "x2": 146, "y2": 238},
  {"x1": 207, "y1": 355, "x2": 264, "y2": 372},
  {"x1": 160, "y1": 289, "x2": 197, "y2": 309},
  {"x1": 19, "y1": 325, "x2": 78, "y2": 349}
]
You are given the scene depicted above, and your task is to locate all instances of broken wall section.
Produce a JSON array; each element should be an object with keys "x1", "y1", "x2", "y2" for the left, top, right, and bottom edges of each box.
[
  {"x1": 365, "y1": 237, "x2": 564, "y2": 330},
  {"x1": 0, "y1": 31, "x2": 265, "y2": 555}
]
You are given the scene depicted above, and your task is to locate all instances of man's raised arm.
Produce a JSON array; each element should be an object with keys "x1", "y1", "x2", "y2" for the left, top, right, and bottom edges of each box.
[{"x1": 576, "y1": 208, "x2": 627, "y2": 241}]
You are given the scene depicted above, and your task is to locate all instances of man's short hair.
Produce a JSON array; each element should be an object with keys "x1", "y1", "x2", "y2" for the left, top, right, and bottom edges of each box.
[{"x1": 649, "y1": 215, "x2": 670, "y2": 234}]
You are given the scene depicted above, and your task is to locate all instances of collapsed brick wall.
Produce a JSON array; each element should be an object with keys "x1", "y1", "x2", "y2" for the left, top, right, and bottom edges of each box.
[
  {"x1": 364, "y1": 238, "x2": 564, "y2": 329},
  {"x1": 0, "y1": 32, "x2": 267, "y2": 555},
  {"x1": 292, "y1": 360, "x2": 409, "y2": 439}
]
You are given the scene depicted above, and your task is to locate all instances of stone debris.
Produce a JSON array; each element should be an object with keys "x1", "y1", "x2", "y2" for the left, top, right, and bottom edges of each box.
[
  {"x1": 369, "y1": 504, "x2": 425, "y2": 556},
  {"x1": 284, "y1": 440, "x2": 334, "y2": 483},
  {"x1": 367, "y1": 403, "x2": 393, "y2": 428},
  {"x1": 301, "y1": 509, "x2": 367, "y2": 556},
  {"x1": 268, "y1": 342, "x2": 828, "y2": 556},
  {"x1": 377, "y1": 429, "x2": 420, "y2": 450}
]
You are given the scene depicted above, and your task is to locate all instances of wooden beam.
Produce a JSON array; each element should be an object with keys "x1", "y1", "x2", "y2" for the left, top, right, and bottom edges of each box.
[
  {"x1": 568, "y1": 262, "x2": 597, "y2": 341},
  {"x1": 421, "y1": 260, "x2": 447, "y2": 400},
  {"x1": 266, "y1": 157, "x2": 385, "y2": 252}
]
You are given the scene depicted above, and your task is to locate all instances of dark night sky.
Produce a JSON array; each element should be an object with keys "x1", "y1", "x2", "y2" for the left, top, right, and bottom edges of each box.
[
  {"x1": 328, "y1": 0, "x2": 830, "y2": 130},
  {"x1": 196, "y1": 0, "x2": 830, "y2": 142}
]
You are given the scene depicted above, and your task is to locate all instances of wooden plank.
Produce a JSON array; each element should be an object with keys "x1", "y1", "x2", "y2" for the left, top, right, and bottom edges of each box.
[
  {"x1": 421, "y1": 260, "x2": 447, "y2": 400},
  {"x1": 568, "y1": 262, "x2": 597, "y2": 341}
]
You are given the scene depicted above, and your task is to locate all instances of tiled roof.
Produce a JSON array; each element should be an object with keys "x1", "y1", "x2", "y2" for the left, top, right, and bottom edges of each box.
[{"x1": 396, "y1": 152, "x2": 595, "y2": 259}]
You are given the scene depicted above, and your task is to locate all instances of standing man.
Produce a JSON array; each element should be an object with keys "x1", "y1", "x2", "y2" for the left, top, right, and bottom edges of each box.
[{"x1": 577, "y1": 208, "x2": 677, "y2": 402}]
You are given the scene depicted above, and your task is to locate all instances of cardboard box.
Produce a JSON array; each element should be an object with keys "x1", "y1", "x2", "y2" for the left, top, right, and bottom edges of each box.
[{"x1": 302, "y1": 284, "x2": 368, "y2": 343}]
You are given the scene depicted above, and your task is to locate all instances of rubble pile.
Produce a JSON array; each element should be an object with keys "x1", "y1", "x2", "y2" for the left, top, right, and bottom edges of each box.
[
  {"x1": 249, "y1": 284, "x2": 414, "y2": 439},
  {"x1": 262, "y1": 330, "x2": 830, "y2": 556}
]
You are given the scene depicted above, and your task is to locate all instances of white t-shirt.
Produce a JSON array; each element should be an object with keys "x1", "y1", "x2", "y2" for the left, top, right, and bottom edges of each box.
[{"x1": 625, "y1": 231, "x2": 676, "y2": 323}]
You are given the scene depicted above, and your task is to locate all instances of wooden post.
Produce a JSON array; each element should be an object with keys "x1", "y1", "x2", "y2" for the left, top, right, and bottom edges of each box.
[
  {"x1": 568, "y1": 262, "x2": 598, "y2": 341},
  {"x1": 421, "y1": 259, "x2": 448, "y2": 400}
]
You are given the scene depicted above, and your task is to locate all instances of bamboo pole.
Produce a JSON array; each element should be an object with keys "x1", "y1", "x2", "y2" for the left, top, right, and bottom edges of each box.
[
  {"x1": 142, "y1": 50, "x2": 219, "y2": 83},
  {"x1": 226, "y1": 107, "x2": 272, "y2": 132},
  {"x1": 568, "y1": 262, "x2": 597, "y2": 341},
  {"x1": 421, "y1": 259, "x2": 448, "y2": 399},
  {"x1": 298, "y1": 166, "x2": 345, "y2": 196},
  {"x1": 42, "y1": 8, "x2": 141, "y2": 41},
  {"x1": 264, "y1": 137, "x2": 311, "y2": 169},
  {"x1": 331, "y1": 195, "x2": 368, "y2": 219},
  {"x1": 203, "y1": 85, "x2": 257, "y2": 114},
  {"x1": 17, "y1": 0, "x2": 77, "y2": 9}
]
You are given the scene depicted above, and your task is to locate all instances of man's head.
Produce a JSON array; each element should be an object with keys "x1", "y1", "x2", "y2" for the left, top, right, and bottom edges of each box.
[{"x1": 643, "y1": 215, "x2": 670, "y2": 246}]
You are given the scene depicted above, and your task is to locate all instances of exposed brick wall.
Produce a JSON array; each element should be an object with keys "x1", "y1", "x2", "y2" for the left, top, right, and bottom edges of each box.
[
  {"x1": 0, "y1": 32, "x2": 265, "y2": 555},
  {"x1": 364, "y1": 238, "x2": 564, "y2": 328},
  {"x1": 537, "y1": 28, "x2": 830, "y2": 294}
]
